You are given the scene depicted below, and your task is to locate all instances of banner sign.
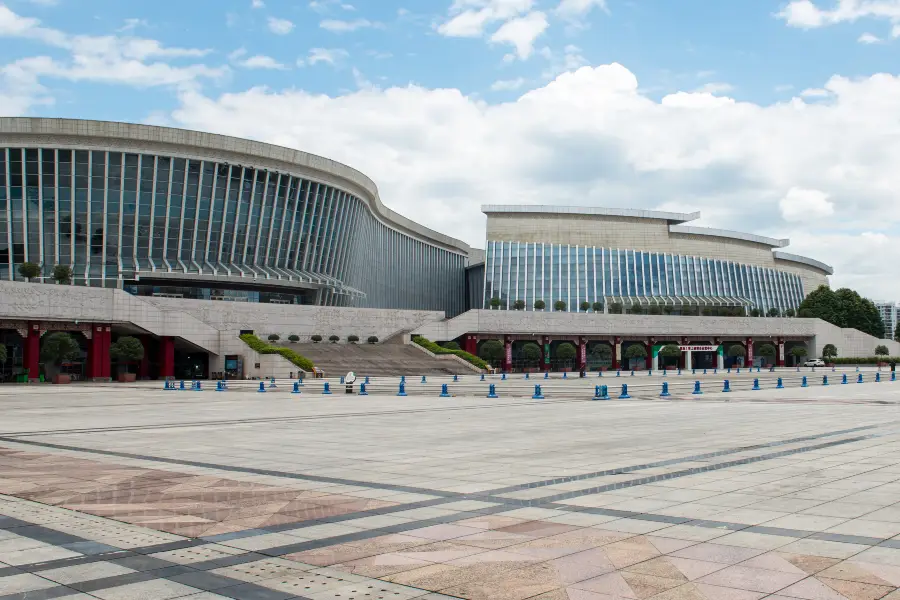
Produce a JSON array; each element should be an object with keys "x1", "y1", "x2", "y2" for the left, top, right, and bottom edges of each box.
[
  {"x1": 580, "y1": 343, "x2": 586, "y2": 364},
  {"x1": 679, "y1": 345, "x2": 718, "y2": 352},
  {"x1": 505, "y1": 343, "x2": 512, "y2": 364},
  {"x1": 544, "y1": 344, "x2": 550, "y2": 364}
]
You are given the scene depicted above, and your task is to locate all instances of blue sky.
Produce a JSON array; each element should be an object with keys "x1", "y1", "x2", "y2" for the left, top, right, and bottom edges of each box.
[{"x1": 3, "y1": 0, "x2": 900, "y2": 298}]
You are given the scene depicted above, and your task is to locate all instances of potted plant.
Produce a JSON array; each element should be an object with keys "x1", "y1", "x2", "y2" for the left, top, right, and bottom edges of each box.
[
  {"x1": 288, "y1": 334, "x2": 300, "y2": 343},
  {"x1": 41, "y1": 332, "x2": 81, "y2": 384},
  {"x1": 267, "y1": 334, "x2": 280, "y2": 342},
  {"x1": 18, "y1": 261, "x2": 41, "y2": 282},
  {"x1": 512, "y1": 299, "x2": 525, "y2": 310},
  {"x1": 554, "y1": 300, "x2": 567, "y2": 312},
  {"x1": 875, "y1": 345, "x2": 889, "y2": 367},
  {"x1": 347, "y1": 335, "x2": 359, "y2": 343},
  {"x1": 625, "y1": 344, "x2": 647, "y2": 370},
  {"x1": 367, "y1": 336, "x2": 378, "y2": 344},
  {"x1": 533, "y1": 299, "x2": 546, "y2": 311},
  {"x1": 329, "y1": 335, "x2": 340, "y2": 343},
  {"x1": 311, "y1": 335, "x2": 323, "y2": 343},
  {"x1": 52, "y1": 264, "x2": 72, "y2": 284},
  {"x1": 822, "y1": 343, "x2": 837, "y2": 367},
  {"x1": 110, "y1": 336, "x2": 144, "y2": 382}
]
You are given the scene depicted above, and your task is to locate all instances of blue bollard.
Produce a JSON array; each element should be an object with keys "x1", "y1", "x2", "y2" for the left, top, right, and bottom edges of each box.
[
  {"x1": 692, "y1": 381, "x2": 702, "y2": 395},
  {"x1": 179, "y1": 380, "x2": 186, "y2": 391},
  {"x1": 677, "y1": 369, "x2": 682, "y2": 376},
  {"x1": 832, "y1": 366, "x2": 836, "y2": 372},
  {"x1": 297, "y1": 378, "x2": 303, "y2": 386},
  {"x1": 397, "y1": 382, "x2": 406, "y2": 396},
  {"x1": 292, "y1": 381, "x2": 301, "y2": 394},
  {"x1": 440, "y1": 383, "x2": 451, "y2": 398},
  {"x1": 401, "y1": 375, "x2": 406, "y2": 383},
  {"x1": 563, "y1": 371, "x2": 567, "y2": 379},
  {"x1": 801, "y1": 376, "x2": 808, "y2": 388},
  {"x1": 893, "y1": 372, "x2": 897, "y2": 382},
  {"x1": 757, "y1": 366, "x2": 761, "y2": 373},
  {"x1": 480, "y1": 373, "x2": 485, "y2": 381},
  {"x1": 616, "y1": 370, "x2": 621, "y2": 377},
  {"x1": 876, "y1": 372, "x2": 881, "y2": 383},
  {"x1": 714, "y1": 369, "x2": 718, "y2": 374},
  {"x1": 422, "y1": 375, "x2": 427, "y2": 383},
  {"x1": 599, "y1": 385, "x2": 610, "y2": 400},
  {"x1": 339, "y1": 376, "x2": 345, "y2": 384},
  {"x1": 727, "y1": 368, "x2": 731, "y2": 374},
  {"x1": 702, "y1": 369, "x2": 706, "y2": 375},
  {"x1": 736, "y1": 368, "x2": 741, "y2": 374},
  {"x1": 257, "y1": 381, "x2": 266, "y2": 393},
  {"x1": 630, "y1": 370, "x2": 635, "y2": 377},
  {"x1": 364, "y1": 376, "x2": 370, "y2": 384},
  {"x1": 823, "y1": 375, "x2": 829, "y2": 386},
  {"x1": 598, "y1": 370, "x2": 603, "y2": 377},
  {"x1": 796, "y1": 366, "x2": 800, "y2": 372},
  {"x1": 359, "y1": 383, "x2": 368, "y2": 396},
  {"x1": 323, "y1": 382, "x2": 332, "y2": 395},
  {"x1": 619, "y1": 384, "x2": 631, "y2": 399},
  {"x1": 648, "y1": 370, "x2": 652, "y2": 376},
  {"x1": 842, "y1": 374, "x2": 848, "y2": 384},
  {"x1": 215, "y1": 381, "x2": 223, "y2": 392},
  {"x1": 592, "y1": 385, "x2": 601, "y2": 400},
  {"x1": 856, "y1": 366, "x2": 860, "y2": 372},
  {"x1": 487, "y1": 384, "x2": 498, "y2": 399},
  {"x1": 776, "y1": 377, "x2": 784, "y2": 389},
  {"x1": 752, "y1": 378, "x2": 760, "y2": 390},
  {"x1": 525, "y1": 372, "x2": 530, "y2": 379},
  {"x1": 533, "y1": 385, "x2": 544, "y2": 400},
  {"x1": 544, "y1": 372, "x2": 549, "y2": 379},
  {"x1": 857, "y1": 373, "x2": 864, "y2": 384},
  {"x1": 722, "y1": 380, "x2": 731, "y2": 392},
  {"x1": 663, "y1": 370, "x2": 667, "y2": 377},
  {"x1": 453, "y1": 374, "x2": 458, "y2": 382},
  {"x1": 194, "y1": 381, "x2": 202, "y2": 392},
  {"x1": 660, "y1": 382, "x2": 671, "y2": 397},
  {"x1": 270, "y1": 378, "x2": 277, "y2": 388}
]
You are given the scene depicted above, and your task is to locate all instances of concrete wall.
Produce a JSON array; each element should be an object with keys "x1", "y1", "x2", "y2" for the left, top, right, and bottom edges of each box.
[{"x1": 412, "y1": 309, "x2": 899, "y2": 359}]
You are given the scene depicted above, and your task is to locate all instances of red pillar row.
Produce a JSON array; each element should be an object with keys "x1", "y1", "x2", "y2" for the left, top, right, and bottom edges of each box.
[
  {"x1": 160, "y1": 337, "x2": 175, "y2": 379},
  {"x1": 23, "y1": 322, "x2": 41, "y2": 381},
  {"x1": 463, "y1": 335, "x2": 478, "y2": 356},
  {"x1": 746, "y1": 337, "x2": 754, "y2": 368}
]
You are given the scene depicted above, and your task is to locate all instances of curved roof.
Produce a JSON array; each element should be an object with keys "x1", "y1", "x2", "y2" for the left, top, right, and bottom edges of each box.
[
  {"x1": 669, "y1": 225, "x2": 789, "y2": 249},
  {"x1": 773, "y1": 251, "x2": 834, "y2": 275},
  {"x1": 0, "y1": 117, "x2": 470, "y2": 256},
  {"x1": 482, "y1": 204, "x2": 699, "y2": 224}
]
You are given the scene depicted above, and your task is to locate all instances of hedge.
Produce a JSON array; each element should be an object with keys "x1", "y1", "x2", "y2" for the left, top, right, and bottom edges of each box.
[
  {"x1": 412, "y1": 336, "x2": 488, "y2": 370},
  {"x1": 239, "y1": 333, "x2": 315, "y2": 372},
  {"x1": 829, "y1": 356, "x2": 900, "y2": 365}
]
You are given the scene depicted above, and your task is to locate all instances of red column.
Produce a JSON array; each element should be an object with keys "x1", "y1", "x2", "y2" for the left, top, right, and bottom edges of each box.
[
  {"x1": 612, "y1": 337, "x2": 621, "y2": 371},
  {"x1": 160, "y1": 337, "x2": 175, "y2": 379},
  {"x1": 645, "y1": 341, "x2": 652, "y2": 370},
  {"x1": 746, "y1": 337, "x2": 754, "y2": 368},
  {"x1": 463, "y1": 335, "x2": 478, "y2": 356},
  {"x1": 136, "y1": 335, "x2": 151, "y2": 380},
  {"x1": 87, "y1": 325, "x2": 111, "y2": 381},
  {"x1": 23, "y1": 322, "x2": 40, "y2": 382},
  {"x1": 579, "y1": 338, "x2": 587, "y2": 372},
  {"x1": 503, "y1": 336, "x2": 512, "y2": 373}
]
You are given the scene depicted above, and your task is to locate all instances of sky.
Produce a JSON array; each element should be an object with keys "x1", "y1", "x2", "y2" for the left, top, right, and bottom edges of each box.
[{"x1": 2, "y1": 0, "x2": 900, "y2": 300}]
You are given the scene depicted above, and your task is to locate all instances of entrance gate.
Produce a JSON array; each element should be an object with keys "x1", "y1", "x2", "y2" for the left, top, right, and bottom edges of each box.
[{"x1": 652, "y1": 344, "x2": 725, "y2": 371}]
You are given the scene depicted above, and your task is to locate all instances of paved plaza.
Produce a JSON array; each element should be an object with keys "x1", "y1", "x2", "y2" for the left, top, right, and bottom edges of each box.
[{"x1": 3, "y1": 381, "x2": 900, "y2": 599}]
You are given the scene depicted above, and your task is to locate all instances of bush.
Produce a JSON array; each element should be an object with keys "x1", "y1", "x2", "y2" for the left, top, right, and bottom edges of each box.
[
  {"x1": 311, "y1": 335, "x2": 322, "y2": 343},
  {"x1": 784, "y1": 308, "x2": 796, "y2": 317},
  {"x1": 767, "y1": 308, "x2": 781, "y2": 318},
  {"x1": 648, "y1": 305, "x2": 661, "y2": 315},
  {"x1": 240, "y1": 333, "x2": 314, "y2": 372},
  {"x1": 533, "y1": 299, "x2": 546, "y2": 310},
  {"x1": 110, "y1": 336, "x2": 144, "y2": 373},
  {"x1": 52, "y1": 264, "x2": 72, "y2": 284},
  {"x1": 758, "y1": 344, "x2": 776, "y2": 358},
  {"x1": 413, "y1": 336, "x2": 488, "y2": 370},
  {"x1": 41, "y1": 332, "x2": 80, "y2": 366},
  {"x1": 625, "y1": 344, "x2": 647, "y2": 359},
  {"x1": 367, "y1": 336, "x2": 378, "y2": 344},
  {"x1": 288, "y1": 334, "x2": 300, "y2": 343},
  {"x1": 441, "y1": 341, "x2": 461, "y2": 351},
  {"x1": 348, "y1": 335, "x2": 359, "y2": 343},
  {"x1": 521, "y1": 342, "x2": 541, "y2": 364},
  {"x1": 609, "y1": 302, "x2": 623, "y2": 314},
  {"x1": 18, "y1": 262, "x2": 40, "y2": 281},
  {"x1": 822, "y1": 343, "x2": 837, "y2": 360},
  {"x1": 490, "y1": 297, "x2": 501, "y2": 309},
  {"x1": 831, "y1": 356, "x2": 900, "y2": 364},
  {"x1": 728, "y1": 344, "x2": 746, "y2": 357},
  {"x1": 659, "y1": 344, "x2": 681, "y2": 357},
  {"x1": 328, "y1": 335, "x2": 339, "y2": 343},
  {"x1": 267, "y1": 334, "x2": 280, "y2": 342},
  {"x1": 580, "y1": 301, "x2": 590, "y2": 312},
  {"x1": 592, "y1": 301, "x2": 603, "y2": 313},
  {"x1": 556, "y1": 342, "x2": 577, "y2": 361},
  {"x1": 750, "y1": 308, "x2": 761, "y2": 317},
  {"x1": 513, "y1": 299, "x2": 525, "y2": 310},
  {"x1": 554, "y1": 300, "x2": 566, "y2": 312},
  {"x1": 479, "y1": 340, "x2": 504, "y2": 363},
  {"x1": 875, "y1": 345, "x2": 890, "y2": 356}
]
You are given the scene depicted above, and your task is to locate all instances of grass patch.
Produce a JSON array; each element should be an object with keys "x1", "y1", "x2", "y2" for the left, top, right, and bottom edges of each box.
[
  {"x1": 239, "y1": 333, "x2": 315, "y2": 372},
  {"x1": 412, "y1": 335, "x2": 487, "y2": 370}
]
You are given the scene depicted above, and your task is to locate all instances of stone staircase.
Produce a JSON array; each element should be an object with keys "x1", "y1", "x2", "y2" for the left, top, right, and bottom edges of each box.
[{"x1": 288, "y1": 341, "x2": 474, "y2": 377}]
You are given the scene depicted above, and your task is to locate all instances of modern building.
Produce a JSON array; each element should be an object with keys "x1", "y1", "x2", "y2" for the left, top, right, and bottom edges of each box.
[
  {"x1": 480, "y1": 206, "x2": 833, "y2": 316},
  {"x1": 0, "y1": 118, "x2": 471, "y2": 316},
  {"x1": 875, "y1": 302, "x2": 898, "y2": 340}
]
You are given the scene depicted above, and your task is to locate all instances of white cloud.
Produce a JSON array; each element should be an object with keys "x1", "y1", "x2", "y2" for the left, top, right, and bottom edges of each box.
[
  {"x1": 236, "y1": 54, "x2": 287, "y2": 70},
  {"x1": 800, "y1": 87, "x2": 831, "y2": 97},
  {"x1": 779, "y1": 187, "x2": 835, "y2": 221},
  {"x1": 778, "y1": 0, "x2": 900, "y2": 33},
  {"x1": 310, "y1": 0, "x2": 355, "y2": 12},
  {"x1": 490, "y1": 11, "x2": 548, "y2": 59},
  {"x1": 490, "y1": 77, "x2": 527, "y2": 91},
  {"x1": 858, "y1": 31, "x2": 882, "y2": 43},
  {"x1": 298, "y1": 47, "x2": 349, "y2": 66},
  {"x1": 168, "y1": 62, "x2": 900, "y2": 299},
  {"x1": 118, "y1": 18, "x2": 148, "y2": 33},
  {"x1": 251, "y1": 0, "x2": 265, "y2": 8},
  {"x1": 319, "y1": 18, "x2": 379, "y2": 32},
  {"x1": 267, "y1": 17, "x2": 294, "y2": 35},
  {"x1": 555, "y1": 0, "x2": 608, "y2": 18},
  {"x1": 694, "y1": 82, "x2": 734, "y2": 94},
  {"x1": 438, "y1": 0, "x2": 534, "y2": 37}
]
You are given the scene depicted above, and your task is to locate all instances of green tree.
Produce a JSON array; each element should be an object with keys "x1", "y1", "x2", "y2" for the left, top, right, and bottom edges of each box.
[
  {"x1": 52, "y1": 264, "x2": 72, "y2": 284},
  {"x1": 728, "y1": 344, "x2": 746, "y2": 357},
  {"x1": 554, "y1": 300, "x2": 567, "y2": 311},
  {"x1": 311, "y1": 335, "x2": 323, "y2": 343},
  {"x1": 648, "y1": 305, "x2": 662, "y2": 315},
  {"x1": 625, "y1": 344, "x2": 647, "y2": 359},
  {"x1": 521, "y1": 342, "x2": 541, "y2": 365},
  {"x1": 835, "y1": 288, "x2": 884, "y2": 339},
  {"x1": 513, "y1": 299, "x2": 525, "y2": 310},
  {"x1": 288, "y1": 334, "x2": 300, "y2": 343},
  {"x1": 659, "y1": 344, "x2": 681, "y2": 358},
  {"x1": 40, "y1": 332, "x2": 81, "y2": 377},
  {"x1": 533, "y1": 299, "x2": 546, "y2": 310},
  {"x1": 783, "y1": 308, "x2": 795, "y2": 317},
  {"x1": 791, "y1": 345, "x2": 808, "y2": 359},
  {"x1": 758, "y1": 344, "x2": 776, "y2": 359},
  {"x1": 767, "y1": 307, "x2": 781, "y2": 318},
  {"x1": 367, "y1": 336, "x2": 378, "y2": 344},
  {"x1": 489, "y1": 297, "x2": 501, "y2": 310},
  {"x1": 109, "y1": 336, "x2": 144, "y2": 373},
  {"x1": 18, "y1": 262, "x2": 40, "y2": 282},
  {"x1": 589, "y1": 344, "x2": 612, "y2": 360},
  {"x1": 479, "y1": 340, "x2": 504, "y2": 364},
  {"x1": 750, "y1": 308, "x2": 761, "y2": 317},
  {"x1": 556, "y1": 342, "x2": 577, "y2": 362},
  {"x1": 798, "y1": 285, "x2": 841, "y2": 323},
  {"x1": 822, "y1": 344, "x2": 837, "y2": 360},
  {"x1": 875, "y1": 345, "x2": 890, "y2": 357},
  {"x1": 267, "y1": 334, "x2": 280, "y2": 342},
  {"x1": 592, "y1": 301, "x2": 603, "y2": 313},
  {"x1": 628, "y1": 305, "x2": 644, "y2": 315},
  {"x1": 609, "y1": 302, "x2": 623, "y2": 314},
  {"x1": 580, "y1": 301, "x2": 590, "y2": 312},
  {"x1": 328, "y1": 335, "x2": 339, "y2": 343},
  {"x1": 347, "y1": 335, "x2": 359, "y2": 343},
  {"x1": 441, "y1": 341, "x2": 461, "y2": 351}
]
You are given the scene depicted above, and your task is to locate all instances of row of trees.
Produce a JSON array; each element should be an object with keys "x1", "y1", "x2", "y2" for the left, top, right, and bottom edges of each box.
[
  {"x1": 798, "y1": 285, "x2": 884, "y2": 338},
  {"x1": 4, "y1": 332, "x2": 145, "y2": 376},
  {"x1": 17, "y1": 263, "x2": 73, "y2": 284},
  {"x1": 267, "y1": 334, "x2": 379, "y2": 344}
]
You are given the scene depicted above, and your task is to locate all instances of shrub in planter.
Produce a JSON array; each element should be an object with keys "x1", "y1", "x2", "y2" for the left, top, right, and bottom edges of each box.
[
  {"x1": 347, "y1": 335, "x2": 359, "y2": 343},
  {"x1": 267, "y1": 334, "x2": 280, "y2": 342},
  {"x1": 288, "y1": 334, "x2": 300, "y2": 343},
  {"x1": 329, "y1": 335, "x2": 340, "y2": 343},
  {"x1": 441, "y1": 341, "x2": 461, "y2": 351},
  {"x1": 41, "y1": 332, "x2": 81, "y2": 380},
  {"x1": 367, "y1": 336, "x2": 379, "y2": 344},
  {"x1": 311, "y1": 335, "x2": 323, "y2": 343},
  {"x1": 110, "y1": 336, "x2": 144, "y2": 380}
]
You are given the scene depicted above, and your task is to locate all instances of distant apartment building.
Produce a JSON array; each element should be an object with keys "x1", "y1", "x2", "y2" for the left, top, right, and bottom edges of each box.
[{"x1": 876, "y1": 301, "x2": 899, "y2": 340}]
